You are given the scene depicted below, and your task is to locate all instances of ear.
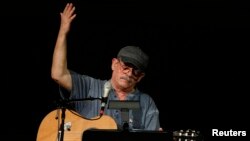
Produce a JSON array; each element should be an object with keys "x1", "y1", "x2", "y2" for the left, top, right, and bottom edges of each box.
[{"x1": 111, "y1": 58, "x2": 119, "y2": 70}]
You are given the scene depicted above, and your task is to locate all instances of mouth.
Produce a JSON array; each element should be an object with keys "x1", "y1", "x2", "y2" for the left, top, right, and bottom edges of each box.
[{"x1": 120, "y1": 76, "x2": 132, "y2": 83}]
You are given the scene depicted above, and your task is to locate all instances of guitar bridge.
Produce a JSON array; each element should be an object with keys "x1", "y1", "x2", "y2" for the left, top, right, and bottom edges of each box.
[{"x1": 64, "y1": 122, "x2": 72, "y2": 131}]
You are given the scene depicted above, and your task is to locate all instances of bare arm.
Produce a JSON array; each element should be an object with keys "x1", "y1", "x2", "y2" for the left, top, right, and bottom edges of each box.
[{"x1": 51, "y1": 3, "x2": 76, "y2": 91}]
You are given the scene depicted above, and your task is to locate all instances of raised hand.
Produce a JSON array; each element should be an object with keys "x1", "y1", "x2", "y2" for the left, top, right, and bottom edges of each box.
[{"x1": 59, "y1": 3, "x2": 77, "y2": 34}]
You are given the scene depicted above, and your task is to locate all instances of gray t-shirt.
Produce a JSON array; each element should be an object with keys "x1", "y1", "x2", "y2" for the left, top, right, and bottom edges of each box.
[{"x1": 65, "y1": 71, "x2": 160, "y2": 131}]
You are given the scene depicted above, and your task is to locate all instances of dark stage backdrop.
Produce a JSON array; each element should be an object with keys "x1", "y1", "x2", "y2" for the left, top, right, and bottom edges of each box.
[{"x1": 2, "y1": 0, "x2": 249, "y2": 141}]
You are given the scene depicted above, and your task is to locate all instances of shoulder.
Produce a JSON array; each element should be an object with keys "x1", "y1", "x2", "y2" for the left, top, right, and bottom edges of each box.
[
  {"x1": 136, "y1": 90, "x2": 159, "y2": 113},
  {"x1": 69, "y1": 70, "x2": 105, "y2": 82},
  {"x1": 69, "y1": 70, "x2": 108, "y2": 87},
  {"x1": 136, "y1": 90, "x2": 155, "y2": 103}
]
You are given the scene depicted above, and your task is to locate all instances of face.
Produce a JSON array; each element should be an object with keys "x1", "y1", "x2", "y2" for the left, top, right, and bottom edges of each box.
[{"x1": 111, "y1": 58, "x2": 145, "y2": 90}]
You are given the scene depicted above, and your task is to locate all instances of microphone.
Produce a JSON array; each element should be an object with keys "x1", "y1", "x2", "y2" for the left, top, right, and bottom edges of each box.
[{"x1": 100, "y1": 80, "x2": 112, "y2": 116}]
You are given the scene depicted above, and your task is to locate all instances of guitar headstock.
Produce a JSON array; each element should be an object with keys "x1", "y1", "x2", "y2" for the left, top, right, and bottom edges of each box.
[{"x1": 173, "y1": 129, "x2": 203, "y2": 141}]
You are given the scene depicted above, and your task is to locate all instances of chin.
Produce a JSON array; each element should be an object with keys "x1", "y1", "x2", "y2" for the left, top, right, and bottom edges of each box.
[{"x1": 119, "y1": 80, "x2": 131, "y2": 87}]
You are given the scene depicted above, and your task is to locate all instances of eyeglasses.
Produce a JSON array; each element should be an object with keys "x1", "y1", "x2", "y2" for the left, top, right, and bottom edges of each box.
[{"x1": 117, "y1": 59, "x2": 143, "y2": 77}]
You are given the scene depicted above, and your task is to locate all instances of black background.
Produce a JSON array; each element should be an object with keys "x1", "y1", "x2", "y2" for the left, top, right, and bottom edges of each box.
[{"x1": 2, "y1": 0, "x2": 249, "y2": 141}]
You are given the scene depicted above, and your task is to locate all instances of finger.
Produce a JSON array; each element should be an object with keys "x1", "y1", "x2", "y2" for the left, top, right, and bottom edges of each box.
[
  {"x1": 64, "y1": 3, "x2": 74, "y2": 16},
  {"x1": 68, "y1": 6, "x2": 75, "y2": 17},
  {"x1": 70, "y1": 14, "x2": 77, "y2": 21},
  {"x1": 68, "y1": 5, "x2": 76, "y2": 18},
  {"x1": 63, "y1": 3, "x2": 70, "y2": 14}
]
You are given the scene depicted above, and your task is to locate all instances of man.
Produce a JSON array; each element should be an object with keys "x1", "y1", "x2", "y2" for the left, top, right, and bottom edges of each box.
[{"x1": 51, "y1": 3, "x2": 161, "y2": 131}]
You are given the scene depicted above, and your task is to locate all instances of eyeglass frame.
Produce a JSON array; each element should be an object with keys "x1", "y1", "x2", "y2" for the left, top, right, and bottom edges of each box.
[{"x1": 117, "y1": 58, "x2": 144, "y2": 77}]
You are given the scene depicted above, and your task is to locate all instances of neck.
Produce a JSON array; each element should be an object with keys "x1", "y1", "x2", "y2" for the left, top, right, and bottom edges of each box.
[
  {"x1": 115, "y1": 88, "x2": 135, "y2": 100},
  {"x1": 110, "y1": 80, "x2": 135, "y2": 100}
]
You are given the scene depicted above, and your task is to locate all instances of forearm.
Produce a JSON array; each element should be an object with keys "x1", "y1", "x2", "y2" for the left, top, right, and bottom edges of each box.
[
  {"x1": 52, "y1": 31, "x2": 68, "y2": 75},
  {"x1": 51, "y1": 28, "x2": 72, "y2": 90}
]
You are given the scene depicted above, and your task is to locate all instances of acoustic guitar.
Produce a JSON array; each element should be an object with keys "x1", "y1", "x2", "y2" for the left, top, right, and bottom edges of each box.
[{"x1": 36, "y1": 108, "x2": 117, "y2": 141}]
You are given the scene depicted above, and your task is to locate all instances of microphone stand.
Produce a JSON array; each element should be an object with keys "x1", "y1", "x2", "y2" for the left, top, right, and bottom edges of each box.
[
  {"x1": 58, "y1": 107, "x2": 66, "y2": 141},
  {"x1": 56, "y1": 97, "x2": 102, "y2": 141}
]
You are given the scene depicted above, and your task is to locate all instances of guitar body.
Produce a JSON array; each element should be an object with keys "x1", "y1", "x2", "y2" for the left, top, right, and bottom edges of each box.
[{"x1": 36, "y1": 108, "x2": 117, "y2": 141}]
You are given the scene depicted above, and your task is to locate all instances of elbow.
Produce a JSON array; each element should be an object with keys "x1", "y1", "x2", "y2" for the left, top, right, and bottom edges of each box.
[
  {"x1": 51, "y1": 68, "x2": 70, "y2": 83},
  {"x1": 51, "y1": 69, "x2": 62, "y2": 82},
  {"x1": 51, "y1": 69, "x2": 72, "y2": 91},
  {"x1": 51, "y1": 71, "x2": 59, "y2": 82}
]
